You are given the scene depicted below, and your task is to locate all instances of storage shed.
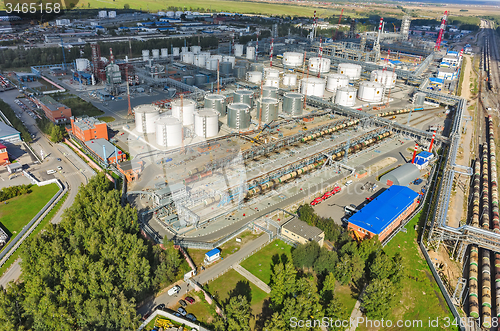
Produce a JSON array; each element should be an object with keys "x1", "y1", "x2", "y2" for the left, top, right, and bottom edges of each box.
[
  {"x1": 204, "y1": 248, "x2": 221, "y2": 264},
  {"x1": 414, "y1": 151, "x2": 433, "y2": 170},
  {"x1": 380, "y1": 163, "x2": 420, "y2": 186}
]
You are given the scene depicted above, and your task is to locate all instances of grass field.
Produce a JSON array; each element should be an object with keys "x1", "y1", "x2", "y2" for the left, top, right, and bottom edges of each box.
[
  {"x1": 240, "y1": 240, "x2": 292, "y2": 285},
  {"x1": 335, "y1": 283, "x2": 359, "y2": 317},
  {"x1": 357, "y1": 213, "x2": 456, "y2": 331},
  {"x1": 98, "y1": 116, "x2": 115, "y2": 123},
  {"x1": 0, "y1": 183, "x2": 59, "y2": 253}
]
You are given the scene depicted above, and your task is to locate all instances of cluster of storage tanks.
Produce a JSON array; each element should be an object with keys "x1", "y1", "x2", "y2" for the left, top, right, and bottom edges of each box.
[{"x1": 246, "y1": 130, "x2": 391, "y2": 198}]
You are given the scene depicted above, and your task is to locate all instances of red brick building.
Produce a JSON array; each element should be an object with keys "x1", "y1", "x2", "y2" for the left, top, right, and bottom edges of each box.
[
  {"x1": 70, "y1": 116, "x2": 108, "y2": 142},
  {"x1": 0, "y1": 143, "x2": 9, "y2": 165},
  {"x1": 34, "y1": 96, "x2": 72, "y2": 123},
  {"x1": 117, "y1": 160, "x2": 144, "y2": 182}
]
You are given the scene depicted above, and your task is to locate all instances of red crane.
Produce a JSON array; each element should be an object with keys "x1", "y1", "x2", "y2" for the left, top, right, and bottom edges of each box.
[
  {"x1": 338, "y1": 8, "x2": 343, "y2": 25},
  {"x1": 435, "y1": 10, "x2": 448, "y2": 51}
]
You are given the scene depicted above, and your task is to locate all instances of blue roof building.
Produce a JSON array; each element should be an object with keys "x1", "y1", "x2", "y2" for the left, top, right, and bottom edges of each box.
[
  {"x1": 347, "y1": 185, "x2": 419, "y2": 242},
  {"x1": 414, "y1": 151, "x2": 433, "y2": 169},
  {"x1": 205, "y1": 248, "x2": 221, "y2": 263}
]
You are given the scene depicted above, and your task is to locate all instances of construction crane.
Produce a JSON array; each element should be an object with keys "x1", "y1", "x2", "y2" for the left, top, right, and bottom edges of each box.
[
  {"x1": 392, "y1": 23, "x2": 397, "y2": 33},
  {"x1": 435, "y1": 10, "x2": 448, "y2": 51},
  {"x1": 248, "y1": 121, "x2": 274, "y2": 144},
  {"x1": 338, "y1": 8, "x2": 343, "y2": 25}
]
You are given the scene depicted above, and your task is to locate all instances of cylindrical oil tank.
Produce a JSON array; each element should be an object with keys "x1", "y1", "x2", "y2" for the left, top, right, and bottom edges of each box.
[
  {"x1": 194, "y1": 109, "x2": 219, "y2": 138},
  {"x1": 335, "y1": 86, "x2": 357, "y2": 107},
  {"x1": 283, "y1": 73, "x2": 297, "y2": 87},
  {"x1": 300, "y1": 77, "x2": 325, "y2": 97},
  {"x1": 220, "y1": 62, "x2": 232, "y2": 75},
  {"x1": 171, "y1": 98, "x2": 196, "y2": 125},
  {"x1": 265, "y1": 68, "x2": 280, "y2": 78},
  {"x1": 233, "y1": 89, "x2": 254, "y2": 107},
  {"x1": 152, "y1": 49, "x2": 160, "y2": 59},
  {"x1": 251, "y1": 63, "x2": 263, "y2": 72},
  {"x1": 308, "y1": 57, "x2": 331, "y2": 73},
  {"x1": 283, "y1": 92, "x2": 304, "y2": 116},
  {"x1": 246, "y1": 71, "x2": 262, "y2": 84},
  {"x1": 264, "y1": 78, "x2": 279, "y2": 87},
  {"x1": 256, "y1": 97, "x2": 279, "y2": 122},
  {"x1": 326, "y1": 73, "x2": 349, "y2": 92},
  {"x1": 262, "y1": 86, "x2": 279, "y2": 98},
  {"x1": 134, "y1": 104, "x2": 160, "y2": 133},
  {"x1": 338, "y1": 63, "x2": 362, "y2": 80},
  {"x1": 142, "y1": 50, "x2": 150, "y2": 61},
  {"x1": 227, "y1": 103, "x2": 251, "y2": 130},
  {"x1": 204, "y1": 94, "x2": 227, "y2": 117},
  {"x1": 155, "y1": 116, "x2": 182, "y2": 147},
  {"x1": 183, "y1": 75, "x2": 195, "y2": 85},
  {"x1": 172, "y1": 47, "x2": 180, "y2": 57},
  {"x1": 181, "y1": 46, "x2": 189, "y2": 53},
  {"x1": 370, "y1": 70, "x2": 397, "y2": 88},
  {"x1": 75, "y1": 58, "x2": 89, "y2": 71},
  {"x1": 358, "y1": 81, "x2": 384, "y2": 102},
  {"x1": 246, "y1": 46, "x2": 256, "y2": 60},
  {"x1": 195, "y1": 74, "x2": 206, "y2": 86},
  {"x1": 233, "y1": 66, "x2": 247, "y2": 79},
  {"x1": 190, "y1": 45, "x2": 201, "y2": 54},
  {"x1": 182, "y1": 52, "x2": 194, "y2": 64},
  {"x1": 161, "y1": 48, "x2": 168, "y2": 58},
  {"x1": 283, "y1": 52, "x2": 304, "y2": 68},
  {"x1": 194, "y1": 54, "x2": 207, "y2": 67},
  {"x1": 222, "y1": 56, "x2": 236, "y2": 68},
  {"x1": 414, "y1": 92, "x2": 426, "y2": 107},
  {"x1": 234, "y1": 44, "x2": 244, "y2": 57},
  {"x1": 206, "y1": 58, "x2": 219, "y2": 71}
]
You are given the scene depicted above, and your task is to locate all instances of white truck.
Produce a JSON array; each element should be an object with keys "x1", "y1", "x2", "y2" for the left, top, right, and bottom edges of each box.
[{"x1": 168, "y1": 285, "x2": 181, "y2": 296}]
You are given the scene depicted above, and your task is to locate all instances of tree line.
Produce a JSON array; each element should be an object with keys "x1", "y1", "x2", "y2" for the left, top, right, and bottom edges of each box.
[
  {"x1": 0, "y1": 99, "x2": 32, "y2": 142},
  {"x1": 0, "y1": 184, "x2": 33, "y2": 202},
  {"x1": 0, "y1": 173, "x2": 188, "y2": 330}
]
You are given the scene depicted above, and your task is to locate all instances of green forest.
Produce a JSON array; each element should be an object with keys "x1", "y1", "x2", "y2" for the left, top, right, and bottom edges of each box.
[{"x1": 0, "y1": 173, "x2": 188, "y2": 330}]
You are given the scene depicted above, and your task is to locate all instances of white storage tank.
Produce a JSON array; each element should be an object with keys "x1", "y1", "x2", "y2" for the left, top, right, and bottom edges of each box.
[
  {"x1": 142, "y1": 50, "x2": 150, "y2": 61},
  {"x1": 75, "y1": 58, "x2": 89, "y2": 71},
  {"x1": 282, "y1": 73, "x2": 297, "y2": 87},
  {"x1": 175, "y1": 11, "x2": 183, "y2": 18},
  {"x1": 171, "y1": 98, "x2": 196, "y2": 125},
  {"x1": 108, "y1": 11, "x2": 116, "y2": 18},
  {"x1": 265, "y1": 68, "x2": 280, "y2": 78},
  {"x1": 190, "y1": 46, "x2": 201, "y2": 54},
  {"x1": 326, "y1": 73, "x2": 349, "y2": 92},
  {"x1": 181, "y1": 47, "x2": 189, "y2": 53},
  {"x1": 172, "y1": 47, "x2": 180, "y2": 57},
  {"x1": 234, "y1": 44, "x2": 244, "y2": 57},
  {"x1": 194, "y1": 109, "x2": 219, "y2": 138},
  {"x1": 134, "y1": 104, "x2": 160, "y2": 133},
  {"x1": 357, "y1": 81, "x2": 384, "y2": 102},
  {"x1": 222, "y1": 56, "x2": 236, "y2": 68},
  {"x1": 206, "y1": 58, "x2": 219, "y2": 71},
  {"x1": 152, "y1": 49, "x2": 160, "y2": 59},
  {"x1": 156, "y1": 116, "x2": 182, "y2": 147},
  {"x1": 300, "y1": 77, "x2": 326, "y2": 97},
  {"x1": 308, "y1": 57, "x2": 331, "y2": 74},
  {"x1": 167, "y1": 11, "x2": 175, "y2": 18},
  {"x1": 338, "y1": 63, "x2": 362, "y2": 80},
  {"x1": 194, "y1": 54, "x2": 207, "y2": 67},
  {"x1": 204, "y1": 94, "x2": 227, "y2": 116},
  {"x1": 370, "y1": 70, "x2": 397, "y2": 88},
  {"x1": 246, "y1": 71, "x2": 262, "y2": 84},
  {"x1": 335, "y1": 86, "x2": 357, "y2": 107},
  {"x1": 161, "y1": 48, "x2": 168, "y2": 58},
  {"x1": 283, "y1": 52, "x2": 304, "y2": 68},
  {"x1": 264, "y1": 78, "x2": 279, "y2": 87},
  {"x1": 182, "y1": 52, "x2": 194, "y2": 64},
  {"x1": 246, "y1": 46, "x2": 256, "y2": 60}
]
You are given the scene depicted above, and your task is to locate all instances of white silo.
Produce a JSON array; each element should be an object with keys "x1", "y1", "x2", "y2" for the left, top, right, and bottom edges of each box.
[
  {"x1": 283, "y1": 52, "x2": 304, "y2": 68},
  {"x1": 370, "y1": 70, "x2": 397, "y2": 88},
  {"x1": 167, "y1": 11, "x2": 175, "y2": 18},
  {"x1": 308, "y1": 57, "x2": 331, "y2": 74},
  {"x1": 175, "y1": 11, "x2": 183, "y2": 18},
  {"x1": 172, "y1": 47, "x2": 180, "y2": 57},
  {"x1": 142, "y1": 50, "x2": 150, "y2": 61},
  {"x1": 194, "y1": 109, "x2": 219, "y2": 138},
  {"x1": 246, "y1": 71, "x2": 262, "y2": 84},
  {"x1": 264, "y1": 78, "x2": 279, "y2": 87},
  {"x1": 246, "y1": 46, "x2": 256, "y2": 60},
  {"x1": 191, "y1": 46, "x2": 201, "y2": 54},
  {"x1": 234, "y1": 44, "x2": 244, "y2": 57},
  {"x1": 338, "y1": 63, "x2": 362, "y2": 80},
  {"x1": 264, "y1": 68, "x2": 280, "y2": 79},
  {"x1": 98, "y1": 10, "x2": 107, "y2": 18},
  {"x1": 171, "y1": 99, "x2": 196, "y2": 125},
  {"x1": 152, "y1": 49, "x2": 160, "y2": 59},
  {"x1": 335, "y1": 86, "x2": 357, "y2": 107},
  {"x1": 182, "y1": 52, "x2": 194, "y2": 64},
  {"x1": 357, "y1": 81, "x2": 384, "y2": 102},
  {"x1": 282, "y1": 73, "x2": 297, "y2": 87},
  {"x1": 156, "y1": 116, "x2": 182, "y2": 147},
  {"x1": 181, "y1": 46, "x2": 189, "y2": 53},
  {"x1": 206, "y1": 58, "x2": 219, "y2": 70},
  {"x1": 134, "y1": 104, "x2": 160, "y2": 133},
  {"x1": 75, "y1": 58, "x2": 89, "y2": 71},
  {"x1": 326, "y1": 73, "x2": 349, "y2": 92},
  {"x1": 300, "y1": 77, "x2": 326, "y2": 97},
  {"x1": 161, "y1": 48, "x2": 168, "y2": 58}
]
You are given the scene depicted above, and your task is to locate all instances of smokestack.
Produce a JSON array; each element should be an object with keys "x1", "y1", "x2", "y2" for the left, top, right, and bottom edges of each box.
[
  {"x1": 109, "y1": 48, "x2": 114, "y2": 64},
  {"x1": 429, "y1": 131, "x2": 436, "y2": 152},
  {"x1": 412, "y1": 143, "x2": 418, "y2": 164},
  {"x1": 270, "y1": 38, "x2": 274, "y2": 67}
]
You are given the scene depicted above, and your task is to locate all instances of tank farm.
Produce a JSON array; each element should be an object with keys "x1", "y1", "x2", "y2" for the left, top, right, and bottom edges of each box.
[{"x1": 468, "y1": 116, "x2": 500, "y2": 328}]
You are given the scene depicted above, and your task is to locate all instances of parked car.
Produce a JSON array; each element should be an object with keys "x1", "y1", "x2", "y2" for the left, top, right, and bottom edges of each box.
[
  {"x1": 154, "y1": 303, "x2": 165, "y2": 311},
  {"x1": 57, "y1": 166, "x2": 62, "y2": 171},
  {"x1": 168, "y1": 285, "x2": 181, "y2": 296},
  {"x1": 57, "y1": 158, "x2": 61, "y2": 161},
  {"x1": 141, "y1": 312, "x2": 151, "y2": 321},
  {"x1": 177, "y1": 307, "x2": 187, "y2": 316},
  {"x1": 186, "y1": 313, "x2": 197, "y2": 322},
  {"x1": 178, "y1": 299, "x2": 187, "y2": 307},
  {"x1": 185, "y1": 296, "x2": 195, "y2": 304}
]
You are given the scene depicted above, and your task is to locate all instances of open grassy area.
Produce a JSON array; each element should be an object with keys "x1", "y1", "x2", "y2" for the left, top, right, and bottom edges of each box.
[
  {"x1": 52, "y1": 93, "x2": 103, "y2": 117},
  {"x1": 240, "y1": 240, "x2": 292, "y2": 285},
  {"x1": 98, "y1": 116, "x2": 115, "y2": 123},
  {"x1": 335, "y1": 283, "x2": 359, "y2": 316},
  {"x1": 358, "y1": 213, "x2": 456, "y2": 331},
  {"x1": 0, "y1": 183, "x2": 59, "y2": 252}
]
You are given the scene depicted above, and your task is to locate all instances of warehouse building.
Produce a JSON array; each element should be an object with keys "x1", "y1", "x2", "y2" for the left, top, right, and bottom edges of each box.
[
  {"x1": 70, "y1": 116, "x2": 108, "y2": 142},
  {"x1": 281, "y1": 216, "x2": 325, "y2": 246},
  {"x1": 380, "y1": 163, "x2": 420, "y2": 186},
  {"x1": 33, "y1": 95, "x2": 72, "y2": 123},
  {"x1": 84, "y1": 138, "x2": 126, "y2": 164},
  {"x1": 0, "y1": 122, "x2": 21, "y2": 142},
  {"x1": 347, "y1": 185, "x2": 419, "y2": 242}
]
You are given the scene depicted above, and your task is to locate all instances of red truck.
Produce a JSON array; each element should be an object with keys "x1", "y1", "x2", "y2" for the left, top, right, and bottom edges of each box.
[
  {"x1": 310, "y1": 197, "x2": 323, "y2": 206},
  {"x1": 311, "y1": 186, "x2": 342, "y2": 205}
]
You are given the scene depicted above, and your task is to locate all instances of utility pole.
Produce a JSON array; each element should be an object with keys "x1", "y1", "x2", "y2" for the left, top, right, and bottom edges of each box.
[
  {"x1": 180, "y1": 95, "x2": 184, "y2": 154},
  {"x1": 126, "y1": 66, "x2": 133, "y2": 116}
]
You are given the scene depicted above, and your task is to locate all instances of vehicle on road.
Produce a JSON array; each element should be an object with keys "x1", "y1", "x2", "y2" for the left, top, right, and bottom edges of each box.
[
  {"x1": 185, "y1": 296, "x2": 195, "y2": 304},
  {"x1": 47, "y1": 169, "x2": 56, "y2": 175},
  {"x1": 310, "y1": 197, "x2": 323, "y2": 206},
  {"x1": 141, "y1": 312, "x2": 151, "y2": 321},
  {"x1": 345, "y1": 180, "x2": 353, "y2": 186},
  {"x1": 57, "y1": 158, "x2": 61, "y2": 161},
  {"x1": 168, "y1": 285, "x2": 181, "y2": 296},
  {"x1": 177, "y1": 307, "x2": 187, "y2": 316},
  {"x1": 178, "y1": 299, "x2": 187, "y2": 307},
  {"x1": 154, "y1": 303, "x2": 165, "y2": 311}
]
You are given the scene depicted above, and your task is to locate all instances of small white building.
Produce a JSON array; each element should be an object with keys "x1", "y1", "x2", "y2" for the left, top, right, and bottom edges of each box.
[{"x1": 204, "y1": 248, "x2": 221, "y2": 264}]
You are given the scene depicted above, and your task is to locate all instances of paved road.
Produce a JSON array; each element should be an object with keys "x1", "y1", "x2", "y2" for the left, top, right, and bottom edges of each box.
[{"x1": 137, "y1": 233, "x2": 270, "y2": 316}]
